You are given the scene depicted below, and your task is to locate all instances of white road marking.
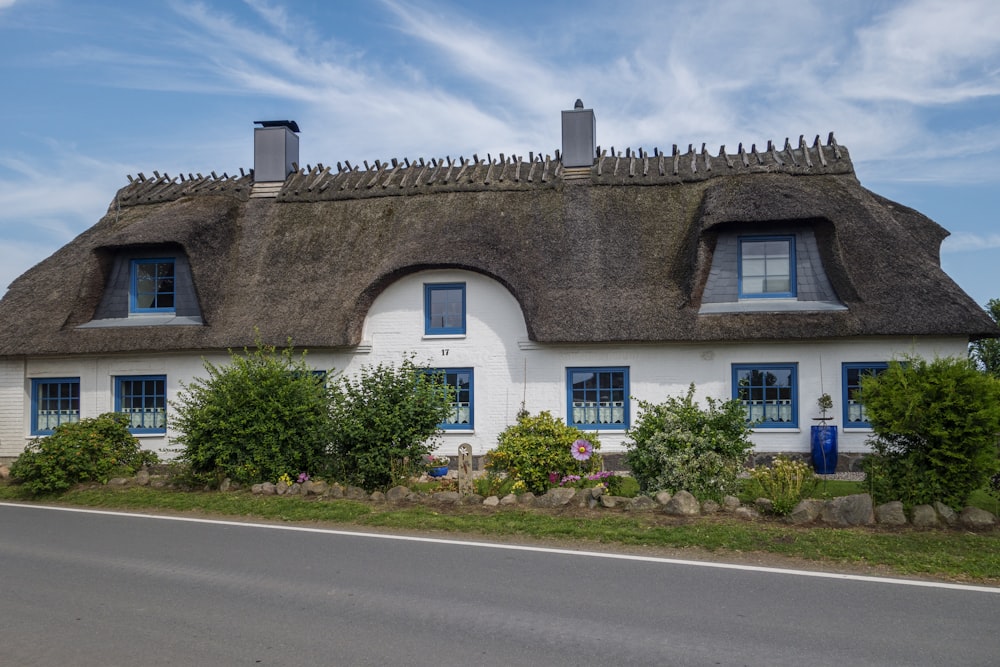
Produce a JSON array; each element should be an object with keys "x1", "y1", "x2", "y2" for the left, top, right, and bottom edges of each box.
[{"x1": 3, "y1": 501, "x2": 998, "y2": 594}]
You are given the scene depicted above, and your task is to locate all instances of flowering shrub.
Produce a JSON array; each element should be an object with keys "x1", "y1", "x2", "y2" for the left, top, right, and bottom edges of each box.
[
  {"x1": 10, "y1": 412, "x2": 158, "y2": 496},
  {"x1": 487, "y1": 411, "x2": 601, "y2": 494},
  {"x1": 748, "y1": 456, "x2": 817, "y2": 515},
  {"x1": 625, "y1": 384, "x2": 753, "y2": 501},
  {"x1": 558, "y1": 470, "x2": 625, "y2": 496},
  {"x1": 424, "y1": 454, "x2": 450, "y2": 469}
]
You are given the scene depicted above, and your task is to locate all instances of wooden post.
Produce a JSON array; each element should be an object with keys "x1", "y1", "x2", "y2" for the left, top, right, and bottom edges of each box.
[{"x1": 458, "y1": 443, "x2": 473, "y2": 495}]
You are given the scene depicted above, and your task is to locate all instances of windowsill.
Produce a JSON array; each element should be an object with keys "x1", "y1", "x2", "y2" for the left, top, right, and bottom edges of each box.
[
  {"x1": 131, "y1": 432, "x2": 167, "y2": 438},
  {"x1": 440, "y1": 429, "x2": 475, "y2": 434},
  {"x1": 842, "y1": 427, "x2": 873, "y2": 433},
  {"x1": 750, "y1": 427, "x2": 801, "y2": 433},
  {"x1": 78, "y1": 314, "x2": 204, "y2": 328},
  {"x1": 422, "y1": 334, "x2": 466, "y2": 340},
  {"x1": 699, "y1": 300, "x2": 847, "y2": 314}
]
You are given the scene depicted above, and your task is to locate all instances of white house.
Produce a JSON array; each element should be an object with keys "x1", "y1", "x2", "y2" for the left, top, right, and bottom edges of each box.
[{"x1": 0, "y1": 104, "x2": 994, "y2": 469}]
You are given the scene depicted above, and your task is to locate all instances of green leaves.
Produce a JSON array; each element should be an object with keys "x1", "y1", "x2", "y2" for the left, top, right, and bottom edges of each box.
[
  {"x1": 10, "y1": 413, "x2": 156, "y2": 495},
  {"x1": 624, "y1": 383, "x2": 754, "y2": 500},
  {"x1": 326, "y1": 356, "x2": 455, "y2": 491},
  {"x1": 172, "y1": 338, "x2": 334, "y2": 486},
  {"x1": 860, "y1": 355, "x2": 1000, "y2": 509}
]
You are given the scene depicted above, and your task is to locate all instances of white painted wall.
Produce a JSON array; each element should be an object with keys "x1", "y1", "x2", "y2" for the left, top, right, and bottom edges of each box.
[{"x1": 3, "y1": 268, "x2": 972, "y2": 463}]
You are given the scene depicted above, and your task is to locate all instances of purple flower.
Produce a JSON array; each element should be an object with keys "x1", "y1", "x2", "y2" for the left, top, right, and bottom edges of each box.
[
  {"x1": 571, "y1": 439, "x2": 593, "y2": 461},
  {"x1": 297, "y1": 472, "x2": 310, "y2": 484},
  {"x1": 560, "y1": 475, "x2": 581, "y2": 486},
  {"x1": 549, "y1": 472, "x2": 560, "y2": 484}
]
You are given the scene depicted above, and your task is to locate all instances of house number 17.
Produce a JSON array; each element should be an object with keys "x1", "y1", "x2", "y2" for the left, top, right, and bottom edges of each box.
[{"x1": 441, "y1": 349, "x2": 449, "y2": 356}]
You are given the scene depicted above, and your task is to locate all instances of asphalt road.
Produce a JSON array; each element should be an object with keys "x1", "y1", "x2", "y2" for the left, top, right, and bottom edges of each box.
[{"x1": 1, "y1": 503, "x2": 997, "y2": 666}]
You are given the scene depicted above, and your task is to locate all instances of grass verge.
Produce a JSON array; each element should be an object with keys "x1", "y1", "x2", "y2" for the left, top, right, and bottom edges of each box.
[{"x1": 2, "y1": 484, "x2": 998, "y2": 584}]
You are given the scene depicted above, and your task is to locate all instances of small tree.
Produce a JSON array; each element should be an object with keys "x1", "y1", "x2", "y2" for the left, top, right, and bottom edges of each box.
[
  {"x1": 970, "y1": 298, "x2": 1000, "y2": 378},
  {"x1": 325, "y1": 357, "x2": 454, "y2": 491},
  {"x1": 859, "y1": 355, "x2": 1000, "y2": 509},
  {"x1": 10, "y1": 412, "x2": 157, "y2": 496},
  {"x1": 487, "y1": 411, "x2": 602, "y2": 494},
  {"x1": 625, "y1": 384, "x2": 754, "y2": 500},
  {"x1": 172, "y1": 339, "x2": 334, "y2": 486}
]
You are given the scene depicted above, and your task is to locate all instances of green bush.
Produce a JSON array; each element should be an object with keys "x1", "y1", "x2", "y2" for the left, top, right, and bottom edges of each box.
[
  {"x1": 748, "y1": 455, "x2": 817, "y2": 515},
  {"x1": 624, "y1": 384, "x2": 754, "y2": 501},
  {"x1": 172, "y1": 339, "x2": 334, "y2": 486},
  {"x1": 10, "y1": 412, "x2": 157, "y2": 495},
  {"x1": 859, "y1": 355, "x2": 1000, "y2": 509},
  {"x1": 326, "y1": 357, "x2": 454, "y2": 491},
  {"x1": 486, "y1": 411, "x2": 601, "y2": 494}
]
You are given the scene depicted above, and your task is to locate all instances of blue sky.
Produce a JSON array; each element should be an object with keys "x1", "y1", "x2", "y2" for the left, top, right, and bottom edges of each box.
[{"x1": 1, "y1": 0, "x2": 999, "y2": 309}]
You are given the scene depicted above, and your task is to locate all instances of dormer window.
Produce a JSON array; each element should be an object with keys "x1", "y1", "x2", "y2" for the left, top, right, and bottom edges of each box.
[
  {"x1": 738, "y1": 236, "x2": 795, "y2": 298},
  {"x1": 131, "y1": 259, "x2": 176, "y2": 313},
  {"x1": 424, "y1": 283, "x2": 466, "y2": 335}
]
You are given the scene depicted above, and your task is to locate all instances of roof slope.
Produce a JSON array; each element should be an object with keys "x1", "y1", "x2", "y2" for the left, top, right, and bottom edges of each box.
[{"x1": 0, "y1": 137, "x2": 995, "y2": 357}]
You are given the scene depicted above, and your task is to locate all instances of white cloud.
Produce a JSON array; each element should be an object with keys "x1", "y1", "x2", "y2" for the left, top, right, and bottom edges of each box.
[{"x1": 942, "y1": 232, "x2": 1000, "y2": 253}]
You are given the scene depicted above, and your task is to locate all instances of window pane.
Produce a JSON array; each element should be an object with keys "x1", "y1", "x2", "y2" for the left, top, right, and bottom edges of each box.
[
  {"x1": 568, "y1": 368, "x2": 628, "y2": 429},
  {"x1": 740, "y1": 238, "x2": 793, "y2": 297},
  {"x1": 116, "y1": 376, "x2": 166, "y2": 432},
  {"x1": 425, "y1": 284, "x2": 466, "y2": 334},
  {"x1": 733, "y1": 365, "x2": 797, "y2": 427}
]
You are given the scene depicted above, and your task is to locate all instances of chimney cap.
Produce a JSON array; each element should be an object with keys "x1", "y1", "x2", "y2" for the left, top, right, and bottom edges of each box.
[
  {"x1": 574, "y1": 99, "x2": 584, "y2": 109},
  {"x1": 254, "y1": 119, "x2": 300, "y2": 133}
]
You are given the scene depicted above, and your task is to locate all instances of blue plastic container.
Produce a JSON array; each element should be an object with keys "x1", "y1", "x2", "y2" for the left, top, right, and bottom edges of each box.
[
  {"x1": 810, "y1": 425, "x2": 838, "y2": 474},
  {"x1": 428, "y1": 466, "x2": 449, "y2": 478}
]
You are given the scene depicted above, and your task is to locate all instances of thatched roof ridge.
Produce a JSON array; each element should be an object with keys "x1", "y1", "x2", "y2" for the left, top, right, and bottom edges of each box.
[
  {"x1": 115, "y1": 133, "x2": 851, "y2": 206},
  {"x1": 0, "y1": 135, "x2": 996, "y2": 358}
]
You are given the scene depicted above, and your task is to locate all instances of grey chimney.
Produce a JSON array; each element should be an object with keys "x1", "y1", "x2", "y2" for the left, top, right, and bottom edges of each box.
[
  {"x1": 253, "y1": 120, "x2": 300, "y2": 182},
  {"x1": 561, "y1": 99, "x2": 596, "y2": 168}
]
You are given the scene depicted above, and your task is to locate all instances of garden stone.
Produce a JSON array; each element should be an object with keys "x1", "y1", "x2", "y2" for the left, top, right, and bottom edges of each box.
[
  {"x1": 345, "y1": 486, "x2": 368, "y2": 500},
  {"x1": 786, "y1": 499, "x2": 823, "y2": 525},
  {"x1": 700, "y1": 500, "x2": 720, "y2": 514},
  {"x1": 734, "y1": 506, "x2": 761, "y2": 521},
  {"x1": 590, "y1": 485, "x2": 605, "y2": 499},
  {"x1": 755, "y1": 498, "x2": 774, "y2": 514},
  {"x1": 370, "y1": 491, "x2": 385, "y2": 502},
  {"x1": 135, "y1": 469, "x2": 151, "y2": 486},
  {"x1": 629, "y1": 496, "x2": 657, "y2": 512},
  {"x1": 219, "y1": 478, "x2": 232, "y2": 492},
  {"x1": 483, "y1": 495, "x2": 500, "y2": 507},
  {"x1": 517, "y1": 492, "x2": 536, "y2": 506},
  {"x1": 933, "y1": 501, "x2": 958, "y2": 527},
  {"x1": 275, "y1": 483, "x2": 288, "y2": 495},
  {"x1": 536, "y1": 487, "x2": 576, "y2": 508},
  {"x1": 251, "y1": 483, "x2": 263, "y2": 494},
  {"x1": 821, "y1": 494, "x2": 874, "y2": 527},
  {"x1": 260, "y1": 481, "x2": 276, "y2": 495},
  {"x1": 0, "y1": 464, "x2": 9, "y2": 479},
  {"x1": 600, "y1": 494, "x2": 623, "y2": 508},
  {"x1": 327, "y1": 483, "x2": 344, "y2": 499},
  {"x1": 303, "y1": 480, "x2": 328, "y2": 496},
  {"x1": 386, "y1": 486, "x2": 410, "y2": 502},
  {"x1": 664, "y1": 490, "x2": 700, "y2": 516},
  {"x1": 722, "y1": 495, "x2": 741, "y2": 512},
  {"x1": 432, "y1": 491, "x2": 461, "y2": 504},
  {"x1": 499, "y1": 493, "x2": 518, "y2": 505},
  {"x1": 654, "y1": 490, "x2": 672, "y2": 506},
  {"x1": 875, "y1": 501, "x2": 907, "y2": 526},
  {"x1": 459, "y1": 493, "x2": 485, "y2": 505},
  {"x1": 911, "y1": 504, "x2": 939, "y2": 528},
  {"x1": 287, "y1": 483, "x2": 301, "y2": 495},
  {"x1": 959, "y1": 506, "x2": 997, "y2": 530},
  {"x1": 107, "y1": 477, "x2": 130, "y2": 486}
]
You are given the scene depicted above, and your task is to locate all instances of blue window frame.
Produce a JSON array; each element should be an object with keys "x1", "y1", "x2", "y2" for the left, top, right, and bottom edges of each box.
[
  {"x1": 733, "y1": 364, "x2": 798, "y2": 428},
  {"x1": 131, "y1": 258, "x2": 176, "y2": 312},
  {"x1": 115, "y1": 375, "x2": 167, "y2": 433},
  {"x1": 842, "y1": 363, "x2": 888, "y2": 428},
  {"x1": 31, "y1": 378, "x2": 80, "y2": 435},
  {"x1": 424, "y1": 283, "x2": 466, "y2": 335},
  {"x1": 567, "y1": 367, "x2": 629, "y2": 430},
  {"x1": 738, "y1": 236, "x2": 795, "y2": 298},
  {"x1": 427, "y1": 368, "x2": 474, "y2": 430}
]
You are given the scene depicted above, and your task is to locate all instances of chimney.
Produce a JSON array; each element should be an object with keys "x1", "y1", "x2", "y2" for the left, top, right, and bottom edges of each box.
[
  {"x1": 253, "y1": 120, "x2": 300, "y2": 182},
  {"x1": 561, "y1": 99, "x2": 596, "y2": 168}
]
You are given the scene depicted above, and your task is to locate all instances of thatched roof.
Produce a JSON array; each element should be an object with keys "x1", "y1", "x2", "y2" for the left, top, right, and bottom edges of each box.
[{"x1": 0, "y1": 134, "x2": 995, "y2": 357}]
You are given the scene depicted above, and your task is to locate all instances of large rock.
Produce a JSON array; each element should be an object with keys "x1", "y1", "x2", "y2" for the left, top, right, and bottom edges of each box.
[
  {"x1": 302, "y1": 480, "x2": 328, "y2": 496},
  {"x1": 344, "y1": 486, "x2": 368, "y2": 500},
  {"x1": 483, "y1": 495, "x2": 500, "y2": 507},
  {"x1": 875, "y1": 501, "x2": 907, "y2": 526},
  {"x1": 654, "y1": 490, "x2": 673, "y2": 506},
  {"x1": 430, "y1": 491, "x2": 461, "y2": 504},
  {"x1": 459, "y1": 493, "x2": 485, "y2": 505},
  {"x1": 700, "y1": 500, "x2": 720, "y2": 514},
  {"x1": 820, "y1": 494, "x2": 875, "y2": 526},
  {"x1": 535, "y1": 487, "x2": 577, "y2": 508},
  {"x1": 933, "y1": 501, "x2": 958, "y2": 527},
  {"x1": 722, "y1": 495, "x2": 741, "y2": 512},
  {"x1": 259, "y1": 481, "x2": 276, "y2": 495},
  {"x1": 369, "y1": 491, "x2": 385, "y2": 502},
  {"x1": 135, "y1": 469, "x2": 151, "y2": 486},
  {"x1": 629, "y1": 496, "x2": 657, "y2": 512},
  {"x1": 734, "y1": 506, "x2": 761, "y2": 521},
  {"x1": 385, "y1": 485, "x2": 410, "y2": 502},
  {"x1": 516, "y1": 492, "x2": 536, "y2": 507},
  {"x1": 786, "y1": 499, "x2": 823, "y2": 525},
  {"x1": 664, "y1": 490, "x2": 701, "y2": 516},
  {"x1": 499, "y1": 493, "x2": 518, "y2": 505},
  {"x1": 959, "y1": 506, "x2": 997, "y2": 530},
  {"x1": 0, "y1": 464, "x2": 10, "y2": 479},
  {"x1": 911, "y1": 504, "x2": 940, "y2": 528}
]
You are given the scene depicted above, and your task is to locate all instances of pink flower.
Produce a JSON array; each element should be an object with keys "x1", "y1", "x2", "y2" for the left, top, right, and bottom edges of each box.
[{"x1": 571, "y1": 439, "x2": 593, "y2": 461}]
